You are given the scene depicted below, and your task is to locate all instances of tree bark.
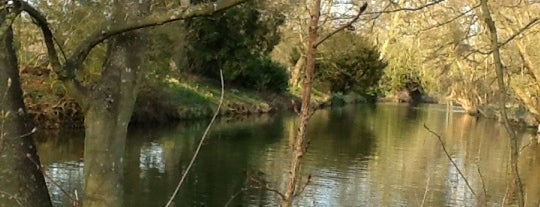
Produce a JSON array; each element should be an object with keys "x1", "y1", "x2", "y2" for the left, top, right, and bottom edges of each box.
[
  {"x1": 479, "y1": 1, "x2": 524, "y2": 206},
  {"x1": 82, "y1": 1, "x2": 148, "y2": 207},
  {"x1": 281, "y1": 2, "x2": 367, "y2": 206},
  {"x1": 289, "y1": 54, "x2": 305, "y2": 88},
  {"x1": 0, "y1": 13, "x2": 52, "y2": 207},
  {"x1": 280, "y1": 0, "x2": 321, "y2": 206}
]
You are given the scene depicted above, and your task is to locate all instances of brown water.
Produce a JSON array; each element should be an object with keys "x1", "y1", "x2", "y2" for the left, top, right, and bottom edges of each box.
[{"x1": 36, "y1": 104, "x2": 540, "y2": 206}]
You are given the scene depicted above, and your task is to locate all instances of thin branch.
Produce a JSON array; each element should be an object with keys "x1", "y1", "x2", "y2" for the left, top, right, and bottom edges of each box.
[
  {"x1": 423, "y1": 124, "x2": 479, "y2": 200},
  {"x1": 499, "y1": 17, "x2": 540, "y2": 48},
  {"x1": 20, "y1": 0, "x2": 246, "y2": 80},
  {"x1": 245, "y1": 171, "x2": 286, "y2": 200},
  {"x1": 420, "y1": 176, "x2": 431, "y2": 207},
  {"x1": 468, "y1": 17, "x2": 540, "y2": 56},
  {"x1": 479, "y1": 1, "x2": 524, "y2": 205},
  {"x1": 365, "y1": 0, "x2": 444, "y2": 15},
  {"x1": 477, "y1": 165, "x2": 488, "y2": 203},
  {"x1": 315, "y1": 2, "x2": 367, "y2": 47},
  {"x1": 25, "y1": 152, "x2": 79, "y2": 206},
  {"x1": 0, "y1": 190, "x2": 23, "y2": 207},
  {"x1": 64, "y1": 0, "x2": 247, "y2": 77},
  {"x1": 224, "y1": 187, "x2": 248, "y2": 207},
  {"x1": 164, "y1": 69, "x2": 225, "y2": 207},
  {"x1": 19, "y1": 1, "x2": 62, "y2": 78},
  {"x1": 0, "y1": 5, "x2": 21, "y2": 40},
  {"x1": 420, "y1": 4, "x2": 480, "y2": 32},
  {"x1": 294, "y1": 174, "x2": 311, "y2": 197}
]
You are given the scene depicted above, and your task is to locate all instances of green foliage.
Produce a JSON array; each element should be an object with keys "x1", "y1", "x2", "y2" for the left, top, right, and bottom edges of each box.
[
  {"x1": 316, "y1": 32, "x2": 387, "y2": 94},
  {"x1": 246, "y1": 58, "x2": 289, "y2": 92},
  {"x1": 379, "y1": 66, "x2": 423, "y2": 93},
  {"x1": 185, "y1": 2, "x2": 286, "y2": 92},
  {"x1": 331, "y1": 92, "x2": 346, "y2": 106}
]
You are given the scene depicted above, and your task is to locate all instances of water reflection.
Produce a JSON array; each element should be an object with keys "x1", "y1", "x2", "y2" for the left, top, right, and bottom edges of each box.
[
  {"x1": 139, "y1": 142, "x2": 166, "y2": 174},
  {"x1": 35, "y1": 104, "x2": 540, "y2": 206}
]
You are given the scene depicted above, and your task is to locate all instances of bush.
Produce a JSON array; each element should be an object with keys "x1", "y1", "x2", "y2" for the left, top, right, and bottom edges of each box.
[
  {"x1": 316, "y1": 32, "x2": 387, "y2": 94},
  {"x1": 184, "y1": 2, "x2": 286, "y2": 93},
  {"x1": 225, "y1": 58, "x2": 288, "y2": 93},
  {"x1": 331, "y1": 92, "x2": 346, "y2": 106}
]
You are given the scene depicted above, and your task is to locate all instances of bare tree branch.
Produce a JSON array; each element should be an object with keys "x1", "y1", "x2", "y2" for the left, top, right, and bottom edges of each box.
[
  {"x1": 423, "y1": 124, "x2": 479, "y2": 201},
  {"x1": 365, "y1": 0, "x2": 444, "y2": 15},
  {"x1": 479, "y1": 1, "x2": 524, "y2": 205},
  {"x1": 468, "y1": 17, "x2": 540, "y2": 56},
  {"x1": 25, "y1": 152, "x2": 80, "y2": 206},
  {"x1": 19, "y1": 0, "x2": 246, "y2": 106},
  {"x1": 420, "y1": 4, "x2": 480, "y2": 32},
  {"x1": 19, "y1": 1, "x2": 89, "y2": 106},
  {"x1": 315, "y1": 2, "x2": 367, "y2": 47},
  {"x1": 0, "y1": 3, "x2": 21, "y2": 40},
  {"x1": 476, "y1": 165, "x2": 488, "y2": 203},
  {"x1": 65, "y1": 0, "x2": 247, "y2": 78},
  {"x1": 164, "y1": 69, "x2": 225, "y2": 207},
  {"x1": 499, "y1": 17, "x2": 540, "y2": 47}
]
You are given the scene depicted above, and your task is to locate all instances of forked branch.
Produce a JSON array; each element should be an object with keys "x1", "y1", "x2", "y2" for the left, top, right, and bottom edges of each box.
[
  {"x1": 315, "y1": 2, "x2": 367, "y2": 47},
  {"x1": 423, "y1": 124, "x2": 479, "y2": 201}
]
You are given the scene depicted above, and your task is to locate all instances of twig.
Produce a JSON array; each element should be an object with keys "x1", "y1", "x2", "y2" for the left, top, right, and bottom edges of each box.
[
  {"x1": 498, "y1": 17, "x2": 540, "y2": 48},
  {"x1": 164, "y1": 69, "x2": 225, "y2": 207},
  {"x1": 294, "y1": 174, "x2": 311, "y2": 197},
  {"x1": 419, "y1": 4, "x2": 480, "y2": 32},
  {"x1": 315, "y1": 2, "x2": 367, "y2": 47},
  {"x1": 0, "y1": 190, "x2": 24, "y2": 207},
  {"x1": 519, "y1": 140, "x2": 531, "y2": 153},
  {"x1": 365, "y1": 0, "x2": 444, "y2": 15},
  {"x1": 224, "y1": 187, "x2": 248, "y2": 207},
  {"x1": 244, "y1": 171, "x2": 286, "y2": 200},
  {"x1": 423, "y1": 124, "x2": 479, "y2": 200},
  {"x1": 420, "y1": 176, "x2": 431, "y2": 207},
  {"x1": 25, "y1": 153, "x2": 79, "y2": 205},
  {"x1": 477, "y1": 165, "x2": 488, "y2": 203}
]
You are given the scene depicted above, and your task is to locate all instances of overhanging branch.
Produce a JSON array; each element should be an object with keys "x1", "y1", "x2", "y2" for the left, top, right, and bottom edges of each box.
[
  {"x1": 21, "y1": 0, "x2": 247, "y2": 80},
  {"x1": 0, "y1": 3, "x2": 22, "y2": 40},
  {"x1": 315, "y1": 2, "x2": 367, "y2": 47},
  {"x1": 66, "y1": 0, "x2": 247, "y2": 76},
  {"x1": 420, "y1": 4, "x2": 480, "y2": 32},
  {"x1": 499, "y1": 17, "x2": 540, "y2": 47},
  {"x1": 365, "y1": 0, "x2": 444, "y2": 15}
]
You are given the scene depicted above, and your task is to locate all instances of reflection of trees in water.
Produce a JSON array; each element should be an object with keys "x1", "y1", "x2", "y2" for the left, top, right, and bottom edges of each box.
[
  {"x1": 139, "y1": 142, "x2": 166, "y2": 175},
  {"x1": 45, "y1": 162, "x2": 83, "y2": 205},
  {"x1": 36, "y1": 105, "x2": 540, "y2": 206}
]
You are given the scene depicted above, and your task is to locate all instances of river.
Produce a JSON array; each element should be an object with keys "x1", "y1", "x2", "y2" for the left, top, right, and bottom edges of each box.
[{"x1": 36, "y1": 103, "x2": 540, "y2": 206}]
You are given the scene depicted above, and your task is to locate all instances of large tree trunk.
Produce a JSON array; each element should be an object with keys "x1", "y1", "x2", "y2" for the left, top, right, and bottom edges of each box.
[
  {"x1": 82, "y1": 2, "x2": 147, "y2": 207},
  {"x1": 0, "y1": 18, "x2": 52, "y2": 207}
]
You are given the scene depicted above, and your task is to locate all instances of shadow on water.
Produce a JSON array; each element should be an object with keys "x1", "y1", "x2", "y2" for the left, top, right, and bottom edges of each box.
[{"x1": 35, "y1": 104, "x2": 540, "y2": 206}]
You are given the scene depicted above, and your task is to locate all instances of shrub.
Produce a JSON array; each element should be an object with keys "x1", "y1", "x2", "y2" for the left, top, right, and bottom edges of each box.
[
  {"x1": 316, "y1": 32, "x2": 387, "y2": 94},
  {"x1": 225, "y1": 58, "x2": 288, "y2": 93}
]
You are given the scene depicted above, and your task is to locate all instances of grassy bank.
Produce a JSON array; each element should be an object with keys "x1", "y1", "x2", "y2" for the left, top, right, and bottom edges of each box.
[{"x1": 21, "y1": 68, "x2": 331, "y2": 129}]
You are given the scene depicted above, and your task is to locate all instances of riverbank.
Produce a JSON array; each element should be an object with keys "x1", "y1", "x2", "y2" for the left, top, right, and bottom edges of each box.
[{"x1": 21, "y1": 67, "x2": 331, "y2": 129}]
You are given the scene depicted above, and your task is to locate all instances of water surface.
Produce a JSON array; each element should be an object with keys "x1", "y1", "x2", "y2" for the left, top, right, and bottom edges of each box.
[{"x1": 36, "y1": 104, "x2": 540, "y2": 206}]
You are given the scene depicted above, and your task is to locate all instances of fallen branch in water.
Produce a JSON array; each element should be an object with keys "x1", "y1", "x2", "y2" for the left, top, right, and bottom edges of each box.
[
  {"x1": 165, "y1": 69, "x2": 225, "y2": 207},
  {"x1": 423, "y1": 124, "x2": 479, "y2": 202}
]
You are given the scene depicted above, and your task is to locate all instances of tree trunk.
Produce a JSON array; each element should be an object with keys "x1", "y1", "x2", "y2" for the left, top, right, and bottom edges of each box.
[
  {"x1": 82, "y1": 2, "x2": 148, "y2": 207},
  {"x1": 479, "y1": 1, "x2": 524, "y2": 206},
  {"x1": 289, "y1": 54, "x2": 306, "y2": 88},
  {"x1": 0, "y1": 18, "x2": 52, "y2": 207},
  {"x1": 281, "y1": 0, "x2": 321, "y2": 206}
]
